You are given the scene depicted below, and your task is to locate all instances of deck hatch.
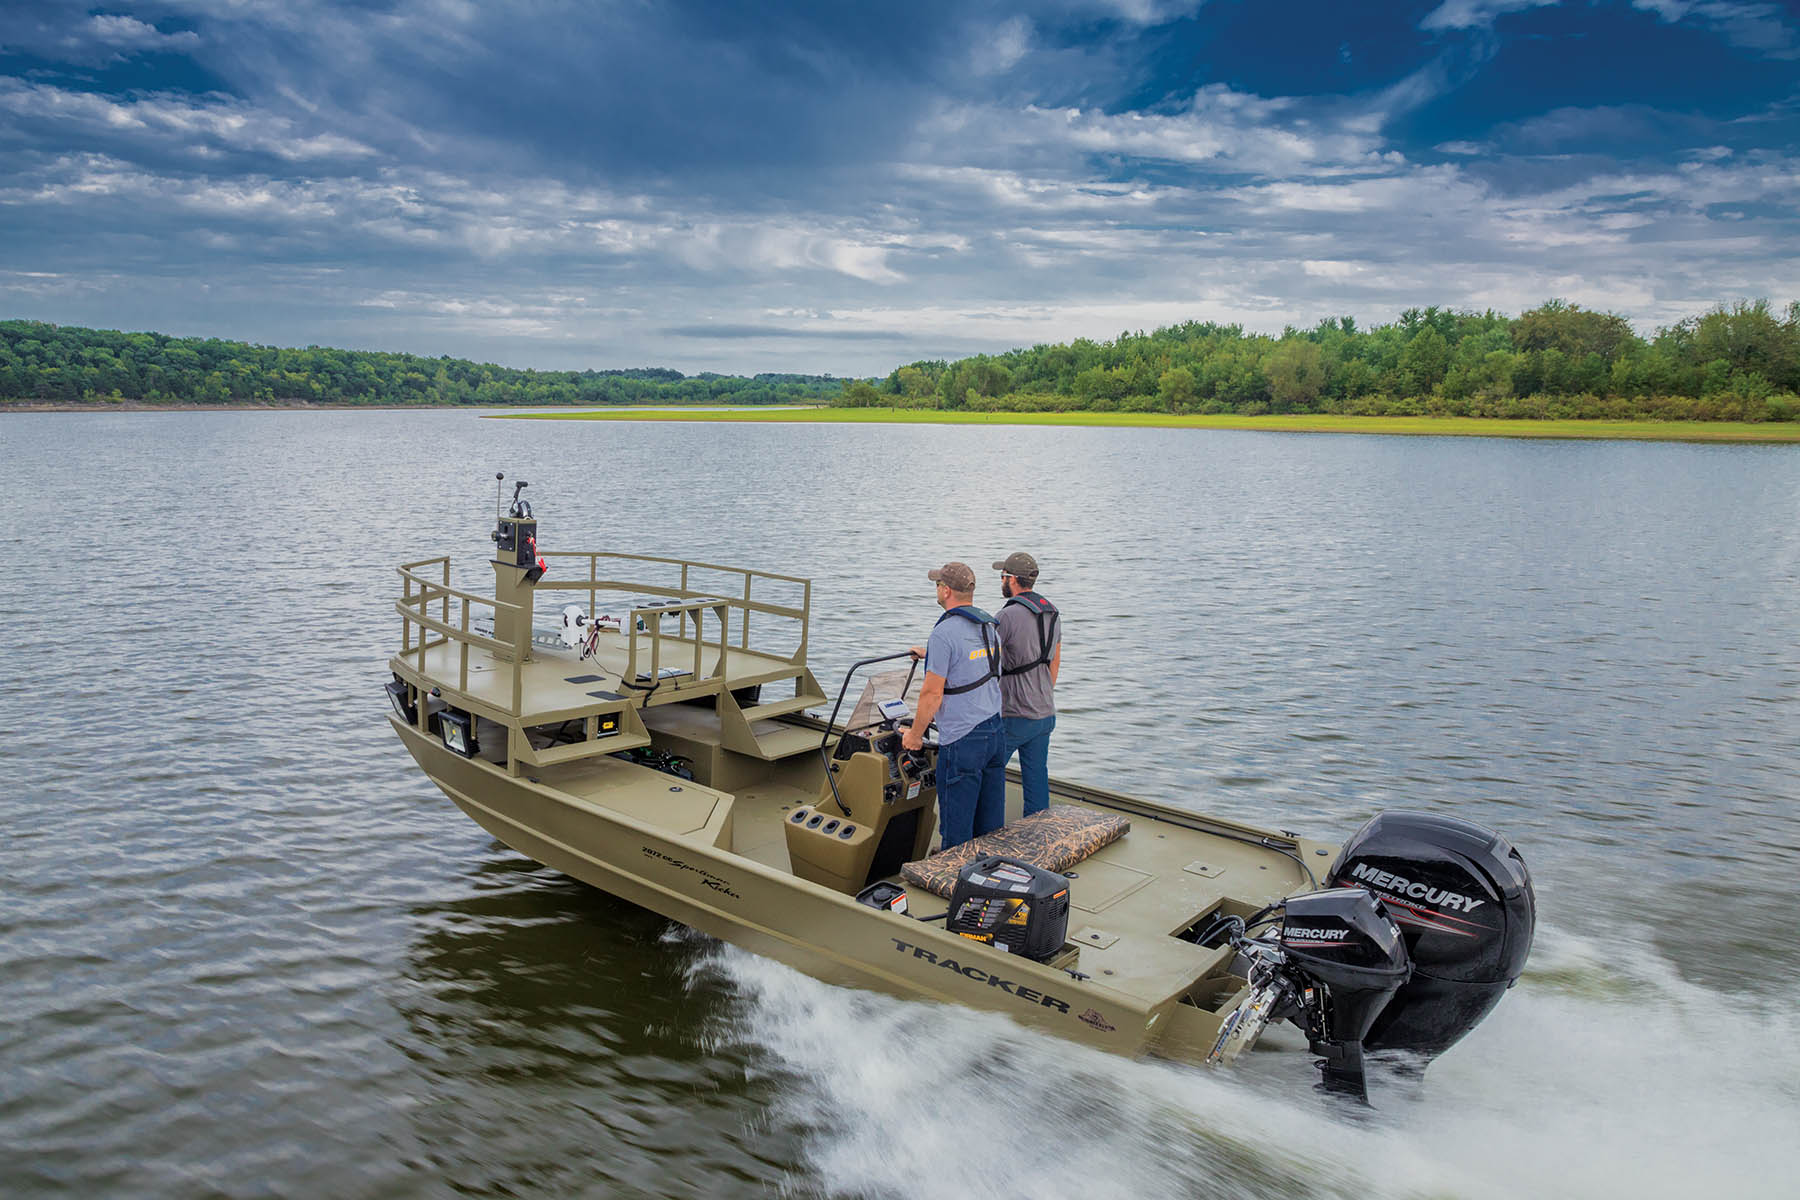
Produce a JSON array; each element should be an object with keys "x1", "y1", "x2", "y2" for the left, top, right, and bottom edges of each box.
[
  {"x1": 588, "y1": 781, "x2": 719, "y2": 835},
  {"x1": 1067, "y1": 860, "x2": 1154, "y2": 912}
]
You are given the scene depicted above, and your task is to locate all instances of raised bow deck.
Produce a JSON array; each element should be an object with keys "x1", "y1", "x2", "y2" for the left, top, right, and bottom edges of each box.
[{"x1": 391, "y1": 549, "x2": 826, "y2": 770}]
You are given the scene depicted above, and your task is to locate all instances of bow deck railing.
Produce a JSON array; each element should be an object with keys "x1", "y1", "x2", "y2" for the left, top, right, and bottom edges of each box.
[
  {"x1": 396, "y1": 555, "x2": 530, "y2": 714},
  {"x1": 391, "y1": 551, "x2": 817, "y2": 770},
  {"x1": 536, "y1": 550, "x2": 811, "y2": 669}
]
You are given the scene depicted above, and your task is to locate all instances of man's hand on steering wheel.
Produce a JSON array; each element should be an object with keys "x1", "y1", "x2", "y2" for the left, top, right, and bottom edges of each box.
[{"x1": 901, "y1": 722, "x2": 924, "y2": 752}]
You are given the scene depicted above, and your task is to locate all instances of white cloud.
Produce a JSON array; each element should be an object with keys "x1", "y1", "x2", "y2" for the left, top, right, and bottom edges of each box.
[
  {"x1": 923, "y1": 87, "x2": 1397, "y2": 180},
  {"x1": 678, "y1": 223, "x2": 908, "y2": 283},
  {"x1": 978, "y1": 16, "x2": 1033, "y2": 74},
  {"x1": 0, "y1": 79, "x2": 375, "y2": 161},
  {"x1": 1061, "y1": 1, "x2": 1208, "y2": 25},
  {"x1": 1631, "y1": 1, "x2": 1800, "y2": 59},
  {"x1": 0, "y1": 153, "x2": 929, "y2": 286},
  {"x1": 0, "y1": 268, "x2": 112, "y2": 300},
  {"x1": 81, "y1": 14, "x2": 202, "y2": 53},
  {"x1": 1420, "y1": 0, "x2": 1561, "y2": 32},
  {"x1": 896, "y1": 164, "x2": 1169, "y2": 213},
  {"x1": 1241, "y1": 166, "x2": 1484, "y2": 215},
  {"x1": 355, "y1": 287, "x2": 613, "y2": 337}
]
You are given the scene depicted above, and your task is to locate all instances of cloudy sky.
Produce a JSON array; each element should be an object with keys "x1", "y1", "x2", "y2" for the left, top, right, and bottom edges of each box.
[{"x1": 2, "y1": 1, "x2": 1797, "y2": 375}]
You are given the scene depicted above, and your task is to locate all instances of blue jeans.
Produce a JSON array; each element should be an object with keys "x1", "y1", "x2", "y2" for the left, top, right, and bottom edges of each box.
[
  {"x1": 1004, "y1": 714, "x2": 1056, "y2": 817},
  {"x1": 935, "y1": 714, "x2": 1007, "y2": 849}
]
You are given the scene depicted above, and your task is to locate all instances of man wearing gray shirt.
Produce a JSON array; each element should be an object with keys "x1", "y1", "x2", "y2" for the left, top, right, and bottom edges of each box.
[
  {"x1": 903, "y1": 561, "x2": 1007, "y2": 849},
  {"x1": 993, "y1": 551, "x2": 1061, "y2": 817}
]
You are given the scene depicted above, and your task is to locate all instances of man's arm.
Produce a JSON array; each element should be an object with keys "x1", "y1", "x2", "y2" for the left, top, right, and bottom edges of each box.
[
  {"x1": 1050, "y1": 641, "x2": 1061, "y2": 686},
  {"x1": 903, "y1": 671, "x2": 945, "y2": 751}
]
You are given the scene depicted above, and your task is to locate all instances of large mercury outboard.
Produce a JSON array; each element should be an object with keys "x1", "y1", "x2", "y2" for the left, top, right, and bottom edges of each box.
[
  {"x1": 1210, "y1": 810, "x2": 1535, "y2": 1102},
  {"x1": 1328, "y1": 810, "x2": 1535, "y2": 1059}
]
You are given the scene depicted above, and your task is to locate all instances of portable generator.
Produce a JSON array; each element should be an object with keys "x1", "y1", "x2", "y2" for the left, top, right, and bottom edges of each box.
[{"x1": 946, "y1": 856, "x2": 1070, "y2": 961}]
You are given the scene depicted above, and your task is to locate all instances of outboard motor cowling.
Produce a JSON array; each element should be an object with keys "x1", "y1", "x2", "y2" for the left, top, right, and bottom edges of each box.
[{"x1": 1327, "y1": 810, "x2": 1535, "y2": 1060}]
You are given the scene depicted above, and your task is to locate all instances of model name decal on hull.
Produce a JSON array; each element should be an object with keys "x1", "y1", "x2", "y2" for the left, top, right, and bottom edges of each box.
[
  {"x1": 1348, "y1": 863, "x2": 1485, "y2": 913},
  {"x1": 641, "y1": 847, "x2": 742, "y2": 900},
  {"x1": 1077, "y1": 1008, "x2": 1116, "y2": 1032},
  {"x1": 890, "y1": 938, "x2": 1071, "y2": 1013}
]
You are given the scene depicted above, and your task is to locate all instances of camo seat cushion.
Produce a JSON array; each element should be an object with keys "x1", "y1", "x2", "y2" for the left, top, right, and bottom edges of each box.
[{"x1": 900, "y1": 805, "x2": 1131, "y2": 897}]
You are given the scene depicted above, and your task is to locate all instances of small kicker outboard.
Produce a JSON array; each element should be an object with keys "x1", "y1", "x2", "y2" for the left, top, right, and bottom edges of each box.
[{"x1": 1205, "y1": 810, "x2": 1535, "y2": 1103}]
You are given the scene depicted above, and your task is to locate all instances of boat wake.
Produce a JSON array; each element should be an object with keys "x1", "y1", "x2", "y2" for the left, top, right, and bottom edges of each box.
[{"x1": 683, "y1": 920, "x2": 1800, "y2": 1200}]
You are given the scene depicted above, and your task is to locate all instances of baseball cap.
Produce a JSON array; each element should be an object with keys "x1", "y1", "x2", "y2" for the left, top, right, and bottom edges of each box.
[
  {"x1": 992, "y1": 551, "x2": 1039, "y2": 585},
  {"x1": 927, "y1": 562, "x2": 976, "y2": 592}
]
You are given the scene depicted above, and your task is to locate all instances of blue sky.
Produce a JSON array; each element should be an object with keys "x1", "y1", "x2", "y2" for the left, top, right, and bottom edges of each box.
[{"x1": 2, "y1": 1, "x2": 1796, "y2": 375}]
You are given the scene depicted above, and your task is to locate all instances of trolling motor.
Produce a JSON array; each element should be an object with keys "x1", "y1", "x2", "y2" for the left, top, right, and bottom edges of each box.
[{"x1": 1205, "y1": 811, "x2": 1535, "y2": 1103}]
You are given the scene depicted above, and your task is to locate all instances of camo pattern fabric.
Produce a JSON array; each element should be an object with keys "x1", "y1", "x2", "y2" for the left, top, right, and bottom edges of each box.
[{"x1": 901, "y1": 805, "x2": 1131, "y2": 897}]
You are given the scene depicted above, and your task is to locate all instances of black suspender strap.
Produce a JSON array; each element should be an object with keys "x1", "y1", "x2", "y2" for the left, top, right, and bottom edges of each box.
[
  {"x1": 935, "y1": 608, "x2": 1002, "y2": 695},
  {"x1": 999, "y1": 594, "x2": 1059, "y2": 677}
]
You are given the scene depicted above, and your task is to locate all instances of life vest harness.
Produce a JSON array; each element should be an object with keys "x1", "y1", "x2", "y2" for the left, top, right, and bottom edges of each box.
[
  {"x1": 933, "y1": 605, "x2": 1002, "y2": 696},
  {"x1": 1000, "y1": 591, "x2": 1059, "y2": 678}
]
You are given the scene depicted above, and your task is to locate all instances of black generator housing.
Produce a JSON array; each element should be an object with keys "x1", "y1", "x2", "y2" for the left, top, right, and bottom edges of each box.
[{"x1": 946, "y1": 856, "x2": 1070, "y2": 961}]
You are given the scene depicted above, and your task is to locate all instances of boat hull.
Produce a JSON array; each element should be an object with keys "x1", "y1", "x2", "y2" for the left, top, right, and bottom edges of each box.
[{"x1": 395, "y1": 717, "x2": 1173, "y2": 1056}]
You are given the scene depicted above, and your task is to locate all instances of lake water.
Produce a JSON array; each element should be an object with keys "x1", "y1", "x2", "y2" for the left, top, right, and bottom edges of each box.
[{"x1": 2, "y1": 411, "x2": 1796, "y2": 1198}]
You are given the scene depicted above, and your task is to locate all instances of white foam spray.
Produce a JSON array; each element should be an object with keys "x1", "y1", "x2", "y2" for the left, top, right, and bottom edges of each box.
[{"x1": 685, "y1": 920, "x2": 1800, "y2": 1200}]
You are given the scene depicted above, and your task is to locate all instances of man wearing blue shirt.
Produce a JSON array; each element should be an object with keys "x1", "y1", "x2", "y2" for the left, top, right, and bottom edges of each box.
[{"x1": 902, "y1": 561, "x2": 1007, "y2": 850}]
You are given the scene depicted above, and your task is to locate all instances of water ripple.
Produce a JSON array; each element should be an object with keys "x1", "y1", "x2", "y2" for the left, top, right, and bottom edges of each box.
[{"x1": 1, "y1": 412, "x2": 1796, "y2": 1198}]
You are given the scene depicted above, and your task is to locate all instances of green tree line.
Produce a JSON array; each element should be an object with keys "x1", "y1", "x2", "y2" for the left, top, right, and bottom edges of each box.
[
  {"x1": 839, "y1": 300, "x2": 1800, "y2": 421},
  {"x1": 0, "y1": 321, "x2": 845, "y2": 407}
]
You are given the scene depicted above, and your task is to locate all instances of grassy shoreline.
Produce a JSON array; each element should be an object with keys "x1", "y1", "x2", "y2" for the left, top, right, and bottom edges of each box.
[
  {"x1": 9, "y1": 401, "x2": 1795, "y2": 442},
  {"x1": 493, "y1": 406, "x2": 1800, "y2": 443}
]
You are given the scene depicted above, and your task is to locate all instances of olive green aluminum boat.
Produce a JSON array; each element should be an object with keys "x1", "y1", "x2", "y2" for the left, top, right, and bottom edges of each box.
[{"x1": 385, "y1": 482, "x2": 1531, "y2": 1089}]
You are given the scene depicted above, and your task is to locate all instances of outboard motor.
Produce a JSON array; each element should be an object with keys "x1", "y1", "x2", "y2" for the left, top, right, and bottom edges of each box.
[
  {"x1": 1277, "y1": 889, "x2": 1412, "y2": 1099},
  {"x1": 1210, "y1": 810, "x2": 1534, "y2": 1103},
  {"x1": 1327, "y1": 811, "x2": 1536, "y2": 1060}
]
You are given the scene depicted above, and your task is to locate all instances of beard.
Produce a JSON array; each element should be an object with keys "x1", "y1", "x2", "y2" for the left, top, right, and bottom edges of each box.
[{"x1": 1001, "y1": 578, "x2": 1015, "y2": 599}]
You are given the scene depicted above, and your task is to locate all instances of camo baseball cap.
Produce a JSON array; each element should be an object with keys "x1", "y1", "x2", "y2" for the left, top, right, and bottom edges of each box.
[
  {"x1": 992, "y1": 551, "x2": 1039, "y2": 584},
  {"x1": 927, "y1": 561, "x2": 977, "y2": 592}
]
